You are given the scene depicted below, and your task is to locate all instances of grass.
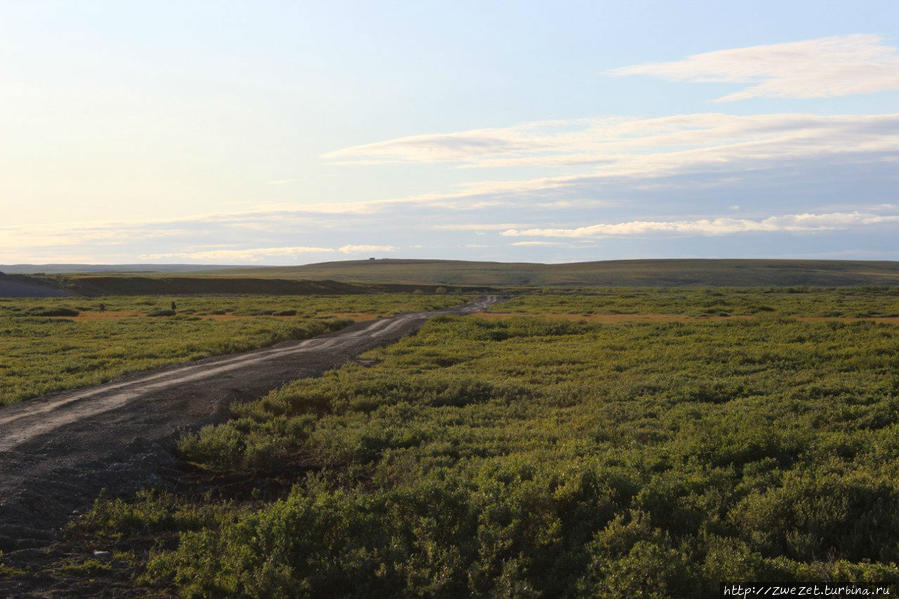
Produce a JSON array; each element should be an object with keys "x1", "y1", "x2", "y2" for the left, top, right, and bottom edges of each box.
[
  {"x1": 57, "y1": 559, "x2": 114, "y2": 577},
  {"x1": 55, "y1": 288, "x2": 899, "y2": 597},
  {"x1": 0, "y1": 293, "x2": 468, "y2": 405},
  {"x1": 0, "y1": 553, "x2": 26, "y2": 578}
]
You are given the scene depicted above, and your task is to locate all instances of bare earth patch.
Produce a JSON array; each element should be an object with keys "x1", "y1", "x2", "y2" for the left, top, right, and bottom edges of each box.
[{"x1": 63, "y1": 311, "x2": 143, "y2": 321}]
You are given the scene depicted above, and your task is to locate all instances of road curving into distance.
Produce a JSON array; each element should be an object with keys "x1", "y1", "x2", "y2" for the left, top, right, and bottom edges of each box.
[
  {"x1": 0, "y1": 295, "x2": 498, "y2": 452},
  {"x1": 0, "y1": 295, "x2": 500, "y2": 567}
]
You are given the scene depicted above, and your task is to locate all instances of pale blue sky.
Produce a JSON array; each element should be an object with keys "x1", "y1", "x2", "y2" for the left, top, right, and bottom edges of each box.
[{"x1": 2, "y1": 1, "x2": 898, "y2": 264}]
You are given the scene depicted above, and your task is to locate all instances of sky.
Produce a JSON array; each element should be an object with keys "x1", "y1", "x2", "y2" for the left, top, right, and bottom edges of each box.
[{"x1": 2, "y1": 0, "x2": 899, "y2": 265}]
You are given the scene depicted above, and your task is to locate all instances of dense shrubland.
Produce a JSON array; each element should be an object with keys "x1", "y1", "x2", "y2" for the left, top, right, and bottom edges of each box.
[
  {"x1": 494, "y1": 287, "x2": 899, "y2": 318},
  {"x1": 66, "y1": 289, "x2": 899, "y2": 597}
]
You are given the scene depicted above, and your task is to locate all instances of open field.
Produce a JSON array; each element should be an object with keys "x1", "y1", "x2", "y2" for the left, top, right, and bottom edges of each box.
[
  {"x1": 2, "y1": 288, "x2": 893, "y2": 596},
  {"x1": 0, "y1": 294, "x2": 468, "y2": 405},
  {"x1": 203, "y1": 258, "x2": 899, "y2": 287}
]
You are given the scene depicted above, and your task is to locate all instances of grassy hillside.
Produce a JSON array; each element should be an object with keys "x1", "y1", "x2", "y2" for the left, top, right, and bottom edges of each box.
[{"x1": 206, "y1": 258, "x2": 899, "y2": 287}]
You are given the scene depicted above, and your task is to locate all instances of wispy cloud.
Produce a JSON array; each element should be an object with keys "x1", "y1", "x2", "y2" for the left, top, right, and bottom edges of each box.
[
  {"x1": 0, "y1": 223, "x2": 193, "y2": 249},
  {"x1": 322, "y1": 113, "x2": 899, "y2": 175},
  {"x1": 338, "y1": 244, "x2": 396, "y2": 254},
  {"x1": 434, "y1": 223, "x2": 522, "y2": 231},
  {"x1": 509, "y1": 241, "x2": 571, "y2": 247},
  {"x1": 610, "y1": 34, "x2": 899, "y2": 101},
  {"x1": 6, "y1": 107, "x2": 899, "y2": 264},
  {"x1": 502, "y1": 211, "x2": 899, "y2": 238},
  {"x1": 139, "y1": 244, "x2": 398, "y2": 262},
  {"x1": 5, "y1": 202, "x2": 898, "y2": 265},
  {"x1": 140, "y1": 246, "x2": 335, "y2": 262}
]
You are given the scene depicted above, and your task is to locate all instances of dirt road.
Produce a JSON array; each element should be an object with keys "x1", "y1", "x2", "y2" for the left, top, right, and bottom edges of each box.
[{"x1": 0, "y1": 296, "x2": 498, "y2": 579}]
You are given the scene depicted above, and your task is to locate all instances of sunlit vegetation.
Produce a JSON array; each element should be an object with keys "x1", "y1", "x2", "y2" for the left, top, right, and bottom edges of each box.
[
  {"x1": 65, "y1": 289, "x2": 899, "y2": 597},
  {"x1": 0, "y1": 293, "x2": 467, "y2": 405},
  {"x1": 493, "y1": 287, "x2": 899, "y2": 318}
]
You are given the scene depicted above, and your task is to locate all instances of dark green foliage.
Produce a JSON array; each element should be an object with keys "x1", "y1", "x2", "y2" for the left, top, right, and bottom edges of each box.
[
  {"x1": 494, "y1": 287, "x2": 899, "y2": 318},
  {"x1": 70, "y1": 489, "x2": 218, "y2": 540},
  {"x1": 732, "y1": 470, "x2": 899, "y2": 563},
  {"x1": 27, "y1": 306, "x2": 79, "y2": 317}
]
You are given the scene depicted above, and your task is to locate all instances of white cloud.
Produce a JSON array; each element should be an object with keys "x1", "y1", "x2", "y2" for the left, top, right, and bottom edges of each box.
[
  {"x1": 509, "y1": 241, "x2": 571, "y2": 247},
  {"x1": 140, "y1": 246, "x2": 334, "y2": 262},
  {"x1": 610, "y1": 34, "x2": 899, "y2": 102},
  {"x1": 0, "y1": 224, "x2": 192, "y2": 249},
  {"x1": 337, "y1": 244, "x2": 397, "y2": 254},
  {"x1": 0, "y1": 250, "x2": 109, "y2": 264},
  {"x1": 139, "y1": 244, "x2": 398, "y2": 262},
  {"x1": 502, "y1": 211, "x2": 899, "y2": 238},
  {"x1": 6, "y1": 105, "x2": 899, "y2": 265},
  {"x1": 434, "y1": 223, "x2": 522, "y2": 231},
  {"x1": 322, "y1": 113, "x2": 899, "y2": 176}
]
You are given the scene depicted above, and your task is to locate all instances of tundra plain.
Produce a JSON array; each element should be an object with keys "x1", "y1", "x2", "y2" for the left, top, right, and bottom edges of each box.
[{"x1": 1, "y1": 286, "x2": 898, "y2": 596}]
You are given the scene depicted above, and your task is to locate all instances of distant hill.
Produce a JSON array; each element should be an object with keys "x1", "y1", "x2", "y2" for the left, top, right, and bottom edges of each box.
[
  {"x1": 204, "y1": 259, "x2": 899, "y2": 287},
  {"x1": 0, "y1": 271, "x2": 491, "y2": 298},
  {"x1": 0, "y1": 273, "x2": 75, "y2": 297},
  {"x1": 61, "y1": 276, "x2": 485, "y2": 296},
  {"x1": 4, "y1": 259, "x2": 899, "y2": 296}
]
